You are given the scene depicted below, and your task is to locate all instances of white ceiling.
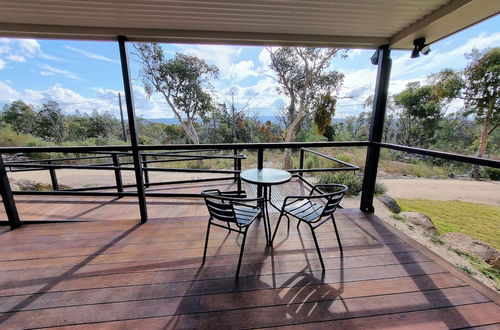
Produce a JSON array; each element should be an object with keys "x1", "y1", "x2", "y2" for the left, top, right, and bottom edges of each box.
[{"x1": 0, "y1": 0, "x2": 498, "y2": 49}]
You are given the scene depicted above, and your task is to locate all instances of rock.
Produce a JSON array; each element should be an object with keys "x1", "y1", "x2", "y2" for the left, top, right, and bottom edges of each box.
[
  {"x1": 400, "y1": 211, "x2": 437, "y2": 235},
  {"x1": 11, "y1": 178, "x2": 38, "y2": 191},
  {"x1": 377, "y1": 194, "x2": 401, "y2": 213},
  {"x1": 442, "y1": 232, "x2": 499, "y2": 268}
]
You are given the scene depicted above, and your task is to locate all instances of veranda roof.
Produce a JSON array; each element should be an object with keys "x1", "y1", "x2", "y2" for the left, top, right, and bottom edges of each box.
[{"x1": 0, "y1": 0, "x2": 498, "y2": 48}]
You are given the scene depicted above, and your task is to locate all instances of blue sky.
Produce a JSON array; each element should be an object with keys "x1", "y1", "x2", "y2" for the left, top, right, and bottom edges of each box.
[{"x1": 0, "y1": 15, "x2": 499, "y2": 120}]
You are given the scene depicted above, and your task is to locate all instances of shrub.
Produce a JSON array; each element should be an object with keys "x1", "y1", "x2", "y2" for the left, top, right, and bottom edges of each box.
[
  {"x1": 317, "y1": 172, "x2": 362, "y2": 196},
  {"x1": 481, "y1": 167, "x2": 500, "y2": 181},
  {"x1": 374, "y1": 182, "x2": 387, "y2": 196}
]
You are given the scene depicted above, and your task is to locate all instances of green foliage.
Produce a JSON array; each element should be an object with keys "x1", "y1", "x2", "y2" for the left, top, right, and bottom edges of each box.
[
  {"x1": 481, "y1": 167, "x2": 500, "y2": 180},
  {"x1": 1, "y1": 100, "x2": 36, "y2": 134},
  {"x1": 391, "y1": 213, "x2": 406, "y2": 222},
  {"x1": 430, "y1": 236, "x2": 444, "y2": 245},
  {"x1": 458, "y1": 265, "x2": 476, "y2": 275},
  {"x1": 0, "y1": 126, "x2": 29, "y2": 147},
  {"x1": 317, "y1": 172, "x2": 362, "y2": 196},
  {"x1": 314, "y1": 93, "x2": 336, "y2": 136},
  {"x1": 35, "y1": 101, "x2": 65, "y2": 143},
  {"x1": 398, "y1": 199, "x2": 500, "y2": 250}
]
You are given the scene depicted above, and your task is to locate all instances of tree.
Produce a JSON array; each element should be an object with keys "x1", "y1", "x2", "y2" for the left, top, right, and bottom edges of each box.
[
  {"x1": 267, "y1": 47, "x2": 345, "y2": 167},
  {"x1": 134, "y1": 43, "x2": 219, "y2": 144},
  {"x1": 35, "y1": 101, "x2": 65, "y2": 143},
  {"x1": 463, "y1": 48, "x2": 500, "y2": 178},
  {"x1": 1, "y1": 100, "x2": 36, "y2": 134},
  {"x1": 393, "y1": 70, "x2": 463, "y2": 148}
]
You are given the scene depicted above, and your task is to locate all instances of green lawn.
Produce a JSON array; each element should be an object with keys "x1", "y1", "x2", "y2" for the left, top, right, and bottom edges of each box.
[{"x1": 397, "y1": 199, "x2": 500, "y2": 250}]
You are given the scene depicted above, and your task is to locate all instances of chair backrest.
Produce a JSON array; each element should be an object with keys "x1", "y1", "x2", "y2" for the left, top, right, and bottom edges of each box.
[
  {"x1": 202, "y1": 190, "x2": 237, "y2": 223},
  {"x1": 319, "y1": 184, "x2": 348, "y2": 218}
]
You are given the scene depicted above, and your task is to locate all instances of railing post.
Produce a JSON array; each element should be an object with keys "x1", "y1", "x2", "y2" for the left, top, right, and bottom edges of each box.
[
  {"x1": 48, "y1": 161, "x2": 59, "y2": 190},
  {"x1": 233, "y1": 148, "x2": 238, "y2": 182},
  {"x1": 257, "y1": 148, "x2": 264, "y2": 198},
  {"x1": 118, "y1": 35, "x2": 148, "y2": 224},
  {"x1": 111, "y1": 153, "x2": 124, "y2": 193},
  {"x1": 361, "y1": 45, "x2": 392, "y2": 213},
  {"x1": 299, "y1": 148, "x2": 305, "y2": 177},
  {"x1": 0, "y1": 154, "x2": 21, "y2": 229},
  {"x1": 141, "y1": 154, "x2": 150, "y2": 188}
]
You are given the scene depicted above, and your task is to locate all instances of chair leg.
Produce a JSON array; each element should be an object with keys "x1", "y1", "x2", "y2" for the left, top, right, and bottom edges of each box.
[
  {"x1": 309, "y1": 224, "x2": 325, "y2": 271},
  {"x1": 202, "y1": 219, "x2": 212, "y2": 264},
  {"x1": 271, "y1": 211, "x2": 285, "y2": 244},
  {"x1": 236, "y1": 227, "x2": 249, "y2": 277},
  {"x1": 331, "y1": 215, "x2": 343, "y2": 254}
]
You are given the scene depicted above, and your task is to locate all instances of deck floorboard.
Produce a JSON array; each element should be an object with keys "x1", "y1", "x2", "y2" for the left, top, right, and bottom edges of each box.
[{"x1": 0, "y1": 179, "x2": 498, "y2": 328}]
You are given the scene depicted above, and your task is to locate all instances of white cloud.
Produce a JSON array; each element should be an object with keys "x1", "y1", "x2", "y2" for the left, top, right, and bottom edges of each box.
[
  {"x1": 41, "y1": 64, "x2": 82, "y2": 80},
  {"x1": 229, "y1": 60, "x2": 258, "y2": 82},
  {"x1": 173, "y1": 44, "x2": 242, "y2": 79},
  {"x1": 65, "y1": 46, "x2": 119, "y2": 64},
  {"x1": 6, "y1": 54, "x2": 25, "y2": 62},
  {"x1": 0, "y1": 80, "x2": 21, "y2": 100},
  {"x1": 40, "y1": 71, "x2": 54, "y2": 76},
  {"x1": 0, "y1": 58, "x2": 5, "y2": 70}
]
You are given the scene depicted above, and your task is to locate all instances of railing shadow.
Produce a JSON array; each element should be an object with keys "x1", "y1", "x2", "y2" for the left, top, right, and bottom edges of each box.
[{"x1": 0, "y1": 222, "x2": 142, "y2": 325}]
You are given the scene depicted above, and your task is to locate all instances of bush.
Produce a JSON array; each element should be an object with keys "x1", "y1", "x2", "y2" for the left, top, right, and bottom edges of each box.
[
  {"x1": 374, "y1": 182, "x2": 388, "y2": 196},
  {"x1": 317, "y1": 172, "x2": 362, "y2": 196},
  {"x1": 481, "y1": 167, "x2": 500, "y2": 181}
]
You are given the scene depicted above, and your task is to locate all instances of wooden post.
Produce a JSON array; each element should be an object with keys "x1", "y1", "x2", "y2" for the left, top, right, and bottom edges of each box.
[{"x1": 0, "y1": 155, "x2": 21, "y2": 229}]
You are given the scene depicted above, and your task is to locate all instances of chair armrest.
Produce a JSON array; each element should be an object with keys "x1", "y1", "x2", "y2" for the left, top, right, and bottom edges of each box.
[{"x1": 310, "y1": 184, "x2": 348, "y2": 195}]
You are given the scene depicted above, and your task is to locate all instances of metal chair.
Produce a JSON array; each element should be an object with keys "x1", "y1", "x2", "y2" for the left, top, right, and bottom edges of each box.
[
  {"x1": 271, "y1": 184, "x2": 348, "y2": 270},
  {"x1": 201, "y1": 189, "x2": 263, "y2": 277}
]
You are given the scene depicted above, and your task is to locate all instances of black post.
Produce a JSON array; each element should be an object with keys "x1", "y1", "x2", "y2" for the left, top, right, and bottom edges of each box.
[
  {"x1": 360, "y1": 45, "x2": 392, "y2": 213},
  {"x1": 118, "y1": 92, "x2": 128, "y2": 142},
  {"x1": 0, "y1": 155, "x2": 21, "y2": 229},
  {"x1": 233, "y1": 148, "x2": 238, "y2": 182},
  {"x1": 118, "y1": 36, "x2": 148, "y2": 224},
  {"x1": 299, "y1": 148, "x2": 305, "y2": 177},
  {"x1": 48, "y1": 161, "x2": 59, "y2": 190},
  {"x1": 141, "y1": 154, "x2": 150, "y2": 188},
  {"x1": 257, "y1": 148, "x2": 264, "y2": 198},
  {"x1": 111, "y1": 154, "x2": 124, "y2": 193}
]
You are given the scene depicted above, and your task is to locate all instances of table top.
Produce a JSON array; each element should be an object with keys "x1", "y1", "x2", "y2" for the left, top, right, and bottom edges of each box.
[{"x1": 240, "y1": 168, "x2": 292, "y2": 185}]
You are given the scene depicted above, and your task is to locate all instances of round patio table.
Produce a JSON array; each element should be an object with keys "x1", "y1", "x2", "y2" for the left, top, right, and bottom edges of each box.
[{"x1": 240, "y1": 168, "x2": 292, "y2": 246}]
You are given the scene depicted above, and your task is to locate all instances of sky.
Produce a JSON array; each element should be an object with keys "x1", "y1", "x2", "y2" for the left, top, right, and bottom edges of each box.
[{"x1": 0, "y1": 15, "x2": 499, "y2": 121}]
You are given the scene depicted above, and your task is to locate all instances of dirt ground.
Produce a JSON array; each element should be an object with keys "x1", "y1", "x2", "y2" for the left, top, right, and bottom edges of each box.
[{"x1": 378, "y1": 177, "x2": 500, "y2": 206}]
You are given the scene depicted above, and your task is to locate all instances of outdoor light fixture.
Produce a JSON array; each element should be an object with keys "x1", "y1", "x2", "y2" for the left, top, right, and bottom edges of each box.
[
  {"x1": 411, "y1": 38, "x2": 431, "y2": 58},
  {"x1": 370, "y1": 50, "x2": 379, "y2": 65}
]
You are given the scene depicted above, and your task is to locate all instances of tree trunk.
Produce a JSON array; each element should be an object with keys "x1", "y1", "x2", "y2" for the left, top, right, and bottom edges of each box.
[
  {"x1": 283, "y1": 114, "x2": 301, "y2": 169},
  {"x1": 471, "y1": 102, "x2": 493, "y2": 179}
]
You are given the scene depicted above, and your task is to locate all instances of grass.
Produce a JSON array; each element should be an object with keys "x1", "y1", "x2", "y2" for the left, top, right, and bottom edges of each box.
[
  {"x1": 397, "y1": 199, "x2": 500, "y2": 251},
  {"x1": 451, "y1": 248, "x2": 500, "y2": 288},
  {"x1": 391, "y1": 213, "x2": 406, "y2": 222}
]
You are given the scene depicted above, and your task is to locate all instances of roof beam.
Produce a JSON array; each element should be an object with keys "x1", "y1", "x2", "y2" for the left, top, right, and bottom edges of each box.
[{"x1": 390, "y1": 0, "x2": 500, "y2": 49}]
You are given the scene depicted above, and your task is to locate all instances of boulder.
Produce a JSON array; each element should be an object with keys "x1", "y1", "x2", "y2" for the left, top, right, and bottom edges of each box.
[
  {"x1": 377, "y1": 194, "x2": 401, "y2": 213},
  {"x1": 400, "y1": 211, "x2": 437, "y2": 235},
  {"x1": 11, "y1": 178, "x2": 38, "y2": 191},
  {"x1": 442, "y1": 232, "x2": 499, "y2": 268}
]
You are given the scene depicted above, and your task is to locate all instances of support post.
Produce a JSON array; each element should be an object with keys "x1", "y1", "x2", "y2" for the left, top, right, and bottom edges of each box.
[
  {"x1": 0, "y1": 155, "x2": 21, "y2": 229},
  {"x1": 299, "y1": 148, "x2": 305, "y2": 177},
  {"x1": 141, "y1": 154, "x2": 150, "y2": 188},
  {"x1": 118, "y1": 36, "x2": 148, "y2": 224},
  {"x1": 48, "y1": 161, "x2": 59, "y2": 190},
  {"x1": 360, "y1": 45, "x2": 392, "y2": 213},
  {"x1": 111, "y1": 153, "x2": 124, "y2": 193}
]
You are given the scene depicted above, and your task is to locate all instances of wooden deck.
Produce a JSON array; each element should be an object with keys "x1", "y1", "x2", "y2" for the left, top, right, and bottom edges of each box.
[{"x1": 0, "y1": 179, "x2": 499, "y2": 329}]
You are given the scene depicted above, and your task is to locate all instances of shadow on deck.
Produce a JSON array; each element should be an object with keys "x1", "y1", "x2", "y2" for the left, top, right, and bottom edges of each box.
[{"x1": 0, "y1": 179, "x2": 498, "y2": 328}]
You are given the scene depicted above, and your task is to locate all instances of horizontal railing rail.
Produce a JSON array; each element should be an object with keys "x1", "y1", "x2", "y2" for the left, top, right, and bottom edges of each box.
[{"x1": 378, "y1": 142, "x2": 500, "y2": 169}]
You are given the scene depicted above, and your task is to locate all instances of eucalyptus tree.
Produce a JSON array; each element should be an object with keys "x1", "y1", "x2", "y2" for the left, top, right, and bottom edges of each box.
[
  {"x1": 267, "y1": 47, "x2": 346, "y2": 167},
  {"x1": 134, "y1": 43, "x2": 219, "y2": 144},
  {"x1": 463, "y1": 48, "x2": 500, "y2": 177}
]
